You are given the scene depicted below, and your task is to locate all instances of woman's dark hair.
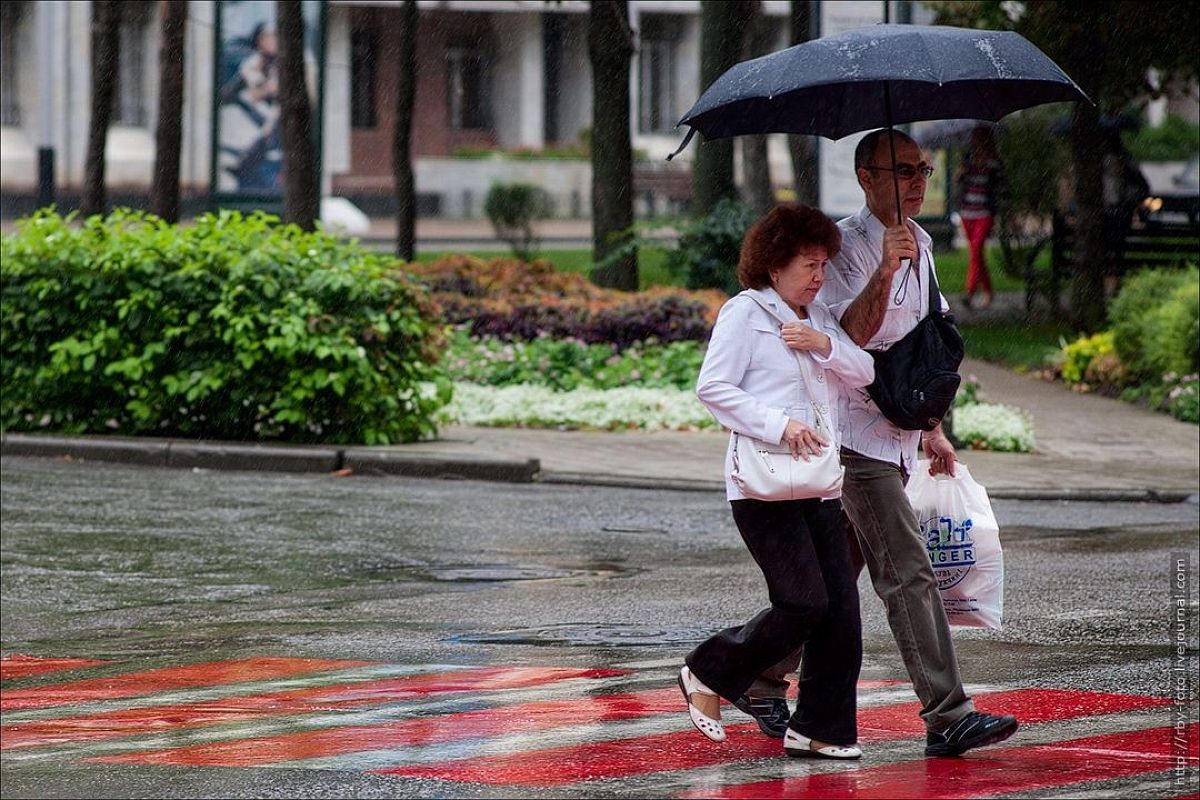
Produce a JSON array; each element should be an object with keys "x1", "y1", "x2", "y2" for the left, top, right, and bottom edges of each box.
[{"x1": 737, "y1": 204, "x2": 841, "y2": 290}]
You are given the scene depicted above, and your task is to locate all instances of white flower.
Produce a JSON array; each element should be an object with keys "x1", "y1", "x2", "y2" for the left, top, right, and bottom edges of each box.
[
  {"x1": 953, "y1": 403, "x2": 1035, "y2": 452},
  {"x1": 436, "y1": 383, "x2": 716, "y2": 431}
]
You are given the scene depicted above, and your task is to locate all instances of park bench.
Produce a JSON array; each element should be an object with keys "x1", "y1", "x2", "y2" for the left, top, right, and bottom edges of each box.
[
  {"x1": 1007, "y1": 210, "x2": 1200, "y2": 311},
  {"x1": 633, "y1": 164, "x2": 693, "y2": 216}
]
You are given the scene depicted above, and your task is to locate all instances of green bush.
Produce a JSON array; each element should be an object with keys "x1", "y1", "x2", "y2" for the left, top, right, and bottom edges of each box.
[
  {"x1": 1122, "y1": 114, "x2": 1200, "y2": 162},
  {"x1": 1, "y1": 209, "x2": 450, "y2": 444},
  {"x1": 1141, "y1": 280, "x2": 1200, "y2": 378},
  {"x1": 484, "y1": 183, "x2": 553, "y2": 262},
  {"x1": 670, "y1": 198, "x2": 756, "y2": 296},
  {"x1": 1109, "y1": 266, "x2": 1199, "y2": 381}
]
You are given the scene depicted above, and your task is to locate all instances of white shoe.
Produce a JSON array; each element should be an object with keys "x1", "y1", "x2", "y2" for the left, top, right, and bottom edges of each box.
[
  {"x1": 678, "y1": 666, "x2": 725, "y2": 742},
  {"x1": 784, "y1": 728, "x2": 862, "y2": 759}
]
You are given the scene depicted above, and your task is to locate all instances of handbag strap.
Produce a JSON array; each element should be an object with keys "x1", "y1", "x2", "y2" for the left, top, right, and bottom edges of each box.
[{"x1": 740, "y1": 290, "x2": 834, "y2": 436}]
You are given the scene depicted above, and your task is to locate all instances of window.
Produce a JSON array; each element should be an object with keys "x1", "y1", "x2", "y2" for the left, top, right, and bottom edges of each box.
[
  {"x1": 0, "y1": 2, "x2": 23, "y2": 125},
  {"x1": 350, "y1": 25, "x2": 376, "y2": 128},
  {"x1": 112, "y1": 1, "x2": 152, "y2": 127},
  {"x1": 638, "y1": 15, "x2": 681, "y2": 134},
  {"x1": 446, "y1": 47, "x2": 490, "y2": 130}
]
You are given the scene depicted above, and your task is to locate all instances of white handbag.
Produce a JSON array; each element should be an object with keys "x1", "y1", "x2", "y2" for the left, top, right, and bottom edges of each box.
[{"x1": 730, "y1": 292, "x2": 844, "y2": 502}]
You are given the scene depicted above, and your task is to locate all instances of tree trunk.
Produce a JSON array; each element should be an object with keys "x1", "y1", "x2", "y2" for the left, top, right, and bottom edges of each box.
[
  {"x1": 740, "y1": 2, "x2": 776, "y2": 217},
  {"x1": 1052, "y1": 13, "x2": 1108, "y2": 332},
  {"x1": 692, "y1": 0, "x2": 753, "y2": 217},
  {"x1": 588, "y1": 0, "x2": 637, "y2": 290},
  {"x1": 392, "y1": 1, "x2": 418, "y2": 261},
  {"x1": 150, "y1": 0, "x2": 187, "y2": 223},
  {"x1": 786, "y1": 0, "x2": 818, "y2": 206},
  {"x1": 276, "y1": 0, "x2": 318, "y2": 230},
  {"x1": 1068, "y1": 106, "x2": 1108, "y2": 331},
  {"x1": 81, "y1": 0, "x2": 119, "y2": 219}
]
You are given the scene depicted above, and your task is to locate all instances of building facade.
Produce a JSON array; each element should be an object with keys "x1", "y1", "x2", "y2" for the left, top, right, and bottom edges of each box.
[
  {"x1": 3, "y1": 1, "x2": 1195, "y2": 221},
  {"x1": 2, "y1": 0, "x2": 805, "y2": 220}
]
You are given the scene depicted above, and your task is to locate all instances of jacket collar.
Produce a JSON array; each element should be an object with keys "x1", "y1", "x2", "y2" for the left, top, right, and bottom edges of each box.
[{"x1": 751, "y1": 286, "x2": 804, "y2": 323}]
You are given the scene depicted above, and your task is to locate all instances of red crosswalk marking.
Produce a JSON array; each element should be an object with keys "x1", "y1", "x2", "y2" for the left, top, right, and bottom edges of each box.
[
  {"x1": 683, "y1": 724, "x2": 1199, "y2": 799},
  {"x1": 86, "y1": 687, "x2": 681, "y2": 766},
  {"x1": 2, "y1": 651, "x2": 1184, "y2": 800},
  {"x1": 3, "y1": 666, "x2": 625, "y2": 750},
  {"x1": 375, "y1": 690, "x2": 1172, "y2": 786},
  {"x1": 1, "y1": 655, "x2": 112, "y2": 681},
  {"x1": 0, "y1": 658, "x2": 375, "y2": 712}
]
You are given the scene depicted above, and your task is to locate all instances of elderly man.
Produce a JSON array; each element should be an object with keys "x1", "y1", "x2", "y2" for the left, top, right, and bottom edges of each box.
[{"x1": 737, "y1": 129, "x2": 1018, "y2": 758}]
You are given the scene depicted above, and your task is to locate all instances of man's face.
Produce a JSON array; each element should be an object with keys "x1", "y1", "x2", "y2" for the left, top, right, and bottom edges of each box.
[{"x1": 856, "y1": 135, "x2": 930, "y2": 222}]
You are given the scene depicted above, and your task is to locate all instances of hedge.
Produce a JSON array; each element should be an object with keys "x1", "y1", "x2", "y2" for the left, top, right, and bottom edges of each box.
[{"x1": 1, "y1": 209, "x2": 450, "y2": 444}]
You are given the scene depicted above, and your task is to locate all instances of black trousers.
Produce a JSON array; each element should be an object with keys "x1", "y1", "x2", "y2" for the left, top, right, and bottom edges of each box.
[{"x1": 685, "y1": 497, "x2": 862, "y2": 745}]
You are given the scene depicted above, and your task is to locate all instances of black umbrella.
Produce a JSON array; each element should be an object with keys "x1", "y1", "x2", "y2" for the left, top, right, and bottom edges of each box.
[
  {"x1": 912, "y1": 119, "x2": 997, "y2": 151},
  {"x1": 670, "y1": 23, "x2": 1091, "y2": 223}
]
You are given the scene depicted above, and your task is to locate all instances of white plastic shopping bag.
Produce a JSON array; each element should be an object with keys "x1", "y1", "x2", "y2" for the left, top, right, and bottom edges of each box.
[{"x1": 905, "y1": 462, "x2": 1004, "y2": 629}]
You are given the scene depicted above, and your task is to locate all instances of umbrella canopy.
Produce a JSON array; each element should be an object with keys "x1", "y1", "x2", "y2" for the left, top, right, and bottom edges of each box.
[
  {"x1": 675, "y1": 24, "x2": 1090, "y2": 144},
  {"x1": 912, "y1": 119, "x2": 997, "y2": 151}
]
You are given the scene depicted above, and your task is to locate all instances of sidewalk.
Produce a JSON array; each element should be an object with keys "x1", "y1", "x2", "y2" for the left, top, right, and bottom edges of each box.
[
  {"x1": 385, "y1": 355, "x2": 1199, "y2": 500},
  {"x1": 3, "y1": 357, "x2": 1197, "y2": 501}
]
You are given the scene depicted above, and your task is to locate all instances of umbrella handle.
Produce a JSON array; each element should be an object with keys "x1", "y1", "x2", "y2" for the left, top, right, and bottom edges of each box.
[{"x1": 883, "y1": 85, "x2": 904, "y2": 227}]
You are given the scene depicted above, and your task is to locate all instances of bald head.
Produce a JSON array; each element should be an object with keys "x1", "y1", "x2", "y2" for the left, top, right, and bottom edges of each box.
[{"x1": 854, "y1": 129, "x2": 919, "y2": 172}]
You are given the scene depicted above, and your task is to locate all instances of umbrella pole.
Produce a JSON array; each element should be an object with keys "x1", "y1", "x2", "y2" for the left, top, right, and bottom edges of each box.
[{"x1": 883, "y1": 81, "x2": 903, "y2": 226}]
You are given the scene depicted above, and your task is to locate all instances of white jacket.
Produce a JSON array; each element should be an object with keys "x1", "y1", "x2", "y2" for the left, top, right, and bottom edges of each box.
[{"x1": 697, "y1": 287, "x2": 875, "y2": 500}]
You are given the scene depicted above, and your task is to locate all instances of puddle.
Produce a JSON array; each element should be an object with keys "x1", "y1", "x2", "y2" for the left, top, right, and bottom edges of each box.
[
  {"x1": 449, "y1": 623, "x2": 708, "y2": 647},
  {"x1": 342, "y1": 558, "x2": 638, "y2": 583}
]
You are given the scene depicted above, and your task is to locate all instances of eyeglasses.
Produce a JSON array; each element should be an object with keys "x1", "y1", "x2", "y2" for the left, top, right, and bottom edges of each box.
[{"x1": 866, "y1": 163, "x2": 935, "y2": 180}]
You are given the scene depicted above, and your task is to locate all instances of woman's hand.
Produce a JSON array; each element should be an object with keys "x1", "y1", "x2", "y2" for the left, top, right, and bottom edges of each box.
[
  {"x1": 782, "y1": 419, "x2": 829, "y2": 461},
  {"x1": 780, "y1": 323, "x2": 832, "y2": 358}
]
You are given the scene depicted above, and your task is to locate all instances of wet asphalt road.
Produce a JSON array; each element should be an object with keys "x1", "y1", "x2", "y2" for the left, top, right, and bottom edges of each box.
[{"x1": 1, "y1": 456, "x2": 1198, "y2": 798}]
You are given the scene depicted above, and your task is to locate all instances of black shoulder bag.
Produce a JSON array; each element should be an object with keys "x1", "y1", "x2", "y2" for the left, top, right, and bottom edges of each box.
[{"x1": 865, "y1": 261, "x2": 964, "y2": 431}]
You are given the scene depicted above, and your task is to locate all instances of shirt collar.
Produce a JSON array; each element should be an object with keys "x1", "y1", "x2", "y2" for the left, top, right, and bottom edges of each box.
[{"x1": 856, "y1": 206, "x2": 933, "y2": 250}]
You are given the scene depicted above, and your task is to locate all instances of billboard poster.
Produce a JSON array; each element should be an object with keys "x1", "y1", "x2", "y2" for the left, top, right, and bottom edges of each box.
[{"x1": 210, "y1": 0, "x2": 325, "y2": 211}]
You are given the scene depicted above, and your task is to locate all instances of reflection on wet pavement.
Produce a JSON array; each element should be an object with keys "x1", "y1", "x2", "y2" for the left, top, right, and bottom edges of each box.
[{"x1": 2, "y1": 653, "x2": 1193, "y2": 799}]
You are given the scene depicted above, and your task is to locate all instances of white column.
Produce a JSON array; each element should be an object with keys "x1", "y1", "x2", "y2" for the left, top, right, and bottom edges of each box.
[
  {"x1": 322, "y1": 3, "x2": 350, "y2": 195},
  {"x1": 182, "y1": 0, "x2": 215, "y2": 193},
  {"x1": 491, "y1": 12, "x2": 543, "y2": 150}
]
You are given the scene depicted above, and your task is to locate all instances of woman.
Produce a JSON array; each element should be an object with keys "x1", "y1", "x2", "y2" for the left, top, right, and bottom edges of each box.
[
  {"x1": 680, "y1": 204, "x2": 874, "y2": 759},
  {"x1": 954, "y1": 126, "x2": 1006, "y2": 309}
]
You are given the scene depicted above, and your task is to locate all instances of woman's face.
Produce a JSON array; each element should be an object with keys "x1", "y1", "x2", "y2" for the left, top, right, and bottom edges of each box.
[{"x1": 770, "y1": 245, "x2": 828, "y2": 309}]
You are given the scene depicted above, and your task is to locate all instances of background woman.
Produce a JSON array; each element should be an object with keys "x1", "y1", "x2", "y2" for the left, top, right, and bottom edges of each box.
[{"x1": 954, "y1": 126, "x2": 1007, "y2": 309}]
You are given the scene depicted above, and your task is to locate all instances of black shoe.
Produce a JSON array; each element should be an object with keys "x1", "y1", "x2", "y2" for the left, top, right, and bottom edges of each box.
[
  {"x1": 925, "y1": 711, "x2": 1019, "y2": 757},
  {"x1": 733, "y1": 695, "x2": 790, "y2": 738}
]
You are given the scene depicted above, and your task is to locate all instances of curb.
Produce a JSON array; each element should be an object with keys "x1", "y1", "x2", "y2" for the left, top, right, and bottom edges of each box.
[
  {"x1": 2, "y1": 433, "x2": 1195, "y2": 503},
  {"x1": 538, "y1": 471, "x2": 1196, "y2": 503},
  {"x1": 0, "y1": 433, "x2": 539, "y2": 484}
]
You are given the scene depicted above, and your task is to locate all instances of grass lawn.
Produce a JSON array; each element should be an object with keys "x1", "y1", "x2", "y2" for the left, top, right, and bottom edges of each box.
[
  {"x1": 933, "y1": 245, "x2": 1031, "y2": 295},
  {"x1": 959, "y1": 320, "x2": 1078, "y2": 371}
]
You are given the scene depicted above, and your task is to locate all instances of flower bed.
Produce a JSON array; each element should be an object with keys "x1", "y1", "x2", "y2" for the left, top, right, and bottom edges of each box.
[
  {"x1": 438, "y1": 383, "x2": 714, "y2": 431},
  {"x1": 409, "y1": 255, "x2": 725, "y2": 347},
  {"x1": 949, "y1": 375, "x2": 1036, "y2": 452}
]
